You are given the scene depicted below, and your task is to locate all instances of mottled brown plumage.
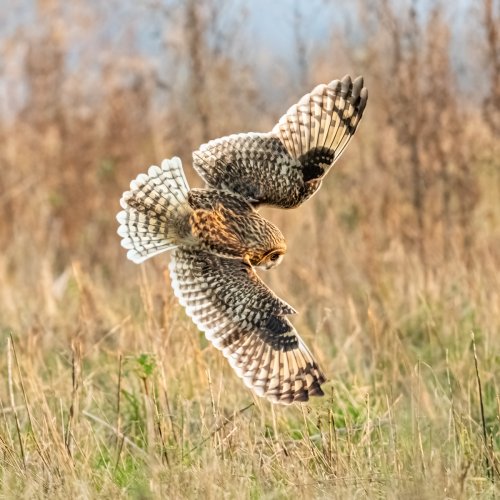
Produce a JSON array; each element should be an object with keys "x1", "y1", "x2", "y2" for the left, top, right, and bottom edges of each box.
[
  {"x1": 187, "y1": 189, "x2": 286, "y2": 265},
  {"x1": 117, "y1": 76, "x2": 368, "y2": 404}
]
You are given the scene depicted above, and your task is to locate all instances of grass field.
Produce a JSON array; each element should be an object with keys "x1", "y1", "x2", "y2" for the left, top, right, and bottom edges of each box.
[
  {"x1": 1, "y1": 156, "x2": 499, "y2": 498},
  {"x1": 1, "y1": 0, "x2": 500, "y2": 498}
]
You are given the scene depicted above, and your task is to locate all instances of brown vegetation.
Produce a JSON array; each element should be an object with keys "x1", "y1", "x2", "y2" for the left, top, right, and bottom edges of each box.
[{"x1": 0, "y1": 0, "x2": 499, "y2": 497}]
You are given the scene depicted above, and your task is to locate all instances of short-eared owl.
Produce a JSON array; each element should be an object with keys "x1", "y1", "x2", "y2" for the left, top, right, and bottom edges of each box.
[{"x1": 117, "y1": 75, "x2": 368, "y2": 404}]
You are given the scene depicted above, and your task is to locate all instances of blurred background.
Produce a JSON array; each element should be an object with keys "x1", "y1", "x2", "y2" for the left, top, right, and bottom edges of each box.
[
  {"x1": 0, "y1": 0, "x2": 499, "y2": 496},
  {"x1": 2, "y1": 0, "x2": 499, "y2": 353}
]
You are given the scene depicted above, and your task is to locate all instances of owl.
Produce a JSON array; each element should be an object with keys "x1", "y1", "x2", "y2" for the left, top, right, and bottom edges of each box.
[{"x1": 117, "y1": 75, "x2": 368, "y2": 404}]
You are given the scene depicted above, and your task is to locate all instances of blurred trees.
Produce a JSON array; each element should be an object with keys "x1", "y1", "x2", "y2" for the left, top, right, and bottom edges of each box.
[{"x1": 0, "y1": 0, "x2": 498, "y2": 278}]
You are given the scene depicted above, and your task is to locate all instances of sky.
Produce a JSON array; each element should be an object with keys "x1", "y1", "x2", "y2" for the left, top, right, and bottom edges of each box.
[{"x1": 0, "y1": 0, "x2": 484, "y2": 120}]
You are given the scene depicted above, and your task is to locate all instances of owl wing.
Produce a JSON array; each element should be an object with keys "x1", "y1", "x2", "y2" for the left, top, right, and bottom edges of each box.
[
  {"x1": 192, "y1": 75, "x2": 368, "y2": 208},
  {"x1": 169, "y1": 248, "x2": 326, "y2": 404}
]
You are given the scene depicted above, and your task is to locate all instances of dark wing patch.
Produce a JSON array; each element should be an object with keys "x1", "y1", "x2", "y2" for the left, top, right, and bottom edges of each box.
[
  {"x1": 169, "y1": 248, "x2": 326, "y2": 404},
  {"x1": 192, "y1": 75, "x2": 368, "y2": 208},
  {"x1": 299, "y1": 147, "x2": 336, "y2": 182}
]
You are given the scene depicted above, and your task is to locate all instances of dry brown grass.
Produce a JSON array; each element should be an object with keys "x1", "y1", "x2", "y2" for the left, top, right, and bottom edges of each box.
[{"x1": 0, "y1": 0, "x2": 499, "y2": 498}]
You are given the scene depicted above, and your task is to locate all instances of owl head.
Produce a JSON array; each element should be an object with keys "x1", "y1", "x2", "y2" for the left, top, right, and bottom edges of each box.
[{"x1": 238, "y1": 213, "x2": 286, "y2": 270}]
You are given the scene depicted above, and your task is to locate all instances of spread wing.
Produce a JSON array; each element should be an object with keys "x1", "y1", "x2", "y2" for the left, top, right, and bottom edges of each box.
[
  {"x1": 192, "y1": 75, "x2": 368, "y2": 208},
  {"x1": 169, "y1": 248, "x2": 326, "y2": 404}
]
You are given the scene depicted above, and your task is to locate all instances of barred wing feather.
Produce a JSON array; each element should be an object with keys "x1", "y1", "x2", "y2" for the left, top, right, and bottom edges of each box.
[
  {"x1": 169, "y1": 248, "x2": 326, "y2": 404},
  {"x1": 192, "y1": 75, "x2": 368, "y2": 208}
]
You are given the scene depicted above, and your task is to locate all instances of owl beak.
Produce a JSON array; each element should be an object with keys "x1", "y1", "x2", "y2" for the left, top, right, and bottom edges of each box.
[{"x1": 261, "y1": 261, "x2": 275, "y2": 270}]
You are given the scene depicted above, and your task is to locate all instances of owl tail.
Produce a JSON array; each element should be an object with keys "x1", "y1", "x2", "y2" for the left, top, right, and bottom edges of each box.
[{"x1": 116, "y1": 157, "x2": 191, "y2": 264}]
